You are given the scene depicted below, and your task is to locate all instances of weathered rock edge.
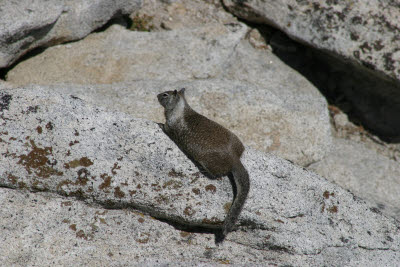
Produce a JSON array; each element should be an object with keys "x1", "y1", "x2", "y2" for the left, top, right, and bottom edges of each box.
[
  {"x1": 1, "y1": 87, "x2": 399, "y2": 261},
  {"x1": 223, "y1": 0, "x2": 400, "y2": 84},
  {"x1": 0, "y1": 0, "x2": 141, "y2": 68}
]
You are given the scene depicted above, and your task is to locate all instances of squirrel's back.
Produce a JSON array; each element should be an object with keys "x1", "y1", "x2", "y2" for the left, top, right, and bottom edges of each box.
[{"x1": 177, "y1": 108, "x2": 244, "y2": 175}]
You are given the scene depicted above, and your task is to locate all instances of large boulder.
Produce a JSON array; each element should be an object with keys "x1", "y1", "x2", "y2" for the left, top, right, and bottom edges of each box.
[
  {"x1": 5, "y1": 24, "x2": 332, "y2": 166},
  {"x1": 1, "y1": 87, "x2": 400, "y2": 265},
  {"x1": 6, "y1": 23, "x2": 248, "y2": 84},
  {"x1": 0, "y1": 0, "x2": 141, "y2": 68},
  {"x1": 223, "y1": 0, "x2": 400, "y2": 83}
]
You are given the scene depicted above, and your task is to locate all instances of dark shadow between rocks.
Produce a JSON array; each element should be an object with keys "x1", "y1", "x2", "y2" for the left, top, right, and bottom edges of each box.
[
  {"x1": 0, "y1": 20, "x2": 58, "y2": 80},
  {"x1": 93, "y1": 14, "x2": 131, "y2": 33},
  {"x1": 0, "y1": 47, "x2": 46, "y2": 80},
  {"x1": 237, "y1": 20, "x2": 400, "y2": 143},
  {"x1": 269, "y1": 30, "x2": 400, "y2": 143}
]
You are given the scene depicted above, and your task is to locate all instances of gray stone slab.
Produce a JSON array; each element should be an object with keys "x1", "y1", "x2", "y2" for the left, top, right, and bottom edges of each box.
[{"x1": 0, "y1": 87, "x2": 399, "y2": 265}]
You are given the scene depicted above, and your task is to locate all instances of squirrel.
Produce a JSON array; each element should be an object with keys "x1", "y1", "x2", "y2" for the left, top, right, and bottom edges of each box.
[{"x1": 157, "y1": 88, "x2": 250, "y2": 237}]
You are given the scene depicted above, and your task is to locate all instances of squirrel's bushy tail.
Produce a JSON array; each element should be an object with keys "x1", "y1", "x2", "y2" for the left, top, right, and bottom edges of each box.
[{"x1": 222, "y1": 160, "x2": 250, "y2": 237}]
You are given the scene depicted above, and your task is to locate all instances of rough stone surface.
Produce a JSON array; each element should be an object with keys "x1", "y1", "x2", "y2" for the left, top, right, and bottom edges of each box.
[
  {"x1": 223, "y1": 0, "x2": 400, "y2": 83},
  {"x1": 0, "y1": 0, "x2": 141, "y2": 68},
  {"x1": 134, "y1": 0, "x2": 237, "y2": 31},
  {"x1": 0, "y1": 187, "x2": 271, "y2": 266},
  {"x1": 309, "y1": 138, "x2": 400, "y2": 220},
  {"x1": 41, "y1": 79, "x2": 330, "y2": 167},
  {"x1": 1, "y1": 87, "x2": 400, "y2": 265},
  {"x1": 6, "y1": 23, "x2": 248, "y2": 84},
  {"x1": 5, "y1": 24, "x2": 332, "y2": 166}
]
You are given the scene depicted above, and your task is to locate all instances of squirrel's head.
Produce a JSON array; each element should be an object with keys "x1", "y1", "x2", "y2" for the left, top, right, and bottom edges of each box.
[{"x1": 157, "y1": 88, "x2": 186, "y2": 110}]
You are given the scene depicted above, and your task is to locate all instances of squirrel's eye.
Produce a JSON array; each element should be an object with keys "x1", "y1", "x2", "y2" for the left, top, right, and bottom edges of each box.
[{"x1": 163, "y1": 93, "x2": 169, "y2": 97}]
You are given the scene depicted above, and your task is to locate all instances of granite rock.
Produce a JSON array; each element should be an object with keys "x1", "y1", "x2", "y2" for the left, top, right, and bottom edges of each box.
[
  {"x1": 309, "y1": 138, "x2": 400, "y2": 220},
  {"x1": 6, "y1": 23, "x2": 248, "y2": 84},
  {"x1": 5, "y1": 24, "x2": 332, "y2": 166},
  {"x1": 223, "y1": 0, "x2": 400, "y2": 83},
  {"x1": 0, "y1": 0, "x2": 141, "y2": 68},
  {"x1": 1, "y1": 87, "x2": 399, "y2": 265}
]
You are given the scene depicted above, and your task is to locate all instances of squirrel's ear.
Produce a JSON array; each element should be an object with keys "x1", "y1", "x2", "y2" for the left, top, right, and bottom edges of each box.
[
  {"x1": 173, "y1": 90, "x2": 177, "y2": 95},
  {"x1": 179, "y1": 88, "x2": 186, "y2": 95}
]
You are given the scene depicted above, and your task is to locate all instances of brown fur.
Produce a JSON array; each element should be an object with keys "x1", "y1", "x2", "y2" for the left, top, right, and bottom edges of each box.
[{"x1": 158, "y1": 88, "x2": 250, "y2": 237}]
